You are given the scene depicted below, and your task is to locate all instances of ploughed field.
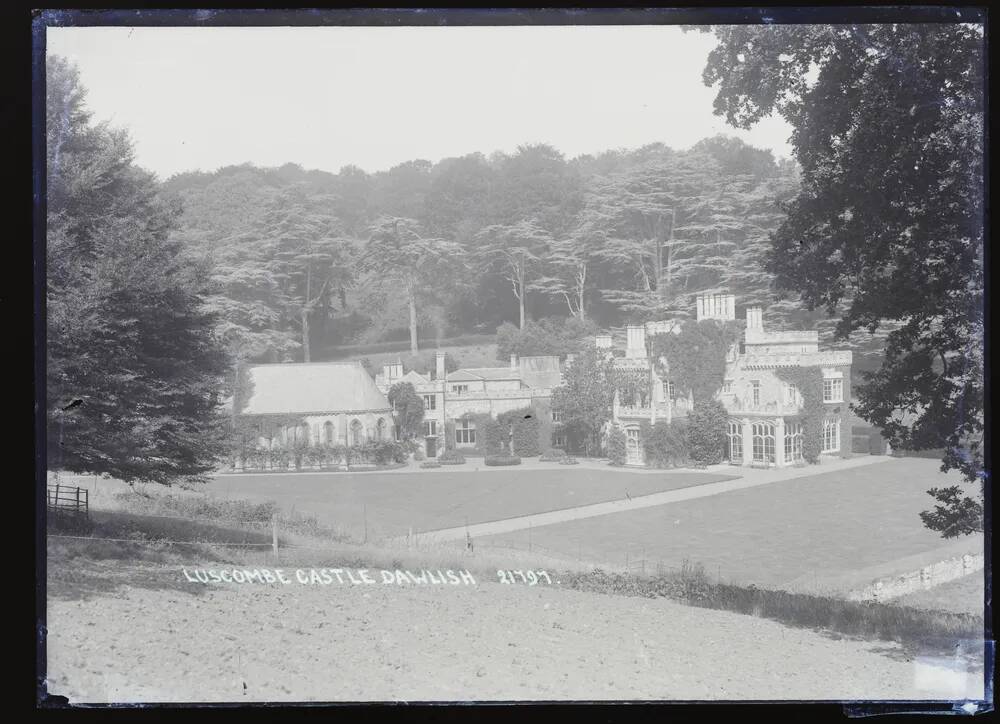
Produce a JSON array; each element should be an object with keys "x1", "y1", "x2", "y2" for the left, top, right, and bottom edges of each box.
[
  {"x1": 476, "y1": 458, "x2": 985, "y2": 596},
  {"x1": 204, "y1": 468, "x2": 734, "y2": 540},
  {"x1": 46, "y1": 549, "x2": 982, "y2": 703}
]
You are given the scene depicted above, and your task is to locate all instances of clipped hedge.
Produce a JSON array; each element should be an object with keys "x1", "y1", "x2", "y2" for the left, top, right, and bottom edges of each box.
[
  {"x1": 539, "y1": 447, "x2": 567, "y2": 462},
  {"x1": 420, "y1": 460, "x2": 442, "y2": 469},
  {"x1": 439, "y1": 449, "x2": 466, "y2": 465},
  {"x1": 485, "y1": 454, "x2": 521, "y2": 466},
  {"x1": 559, "y1": 457, "x2": 579, "y2": 465}
]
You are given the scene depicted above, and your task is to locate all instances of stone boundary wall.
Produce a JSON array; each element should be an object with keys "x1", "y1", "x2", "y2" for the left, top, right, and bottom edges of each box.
[{"x1": 847, "y1": 553, "x2": 984, "y2": 603}]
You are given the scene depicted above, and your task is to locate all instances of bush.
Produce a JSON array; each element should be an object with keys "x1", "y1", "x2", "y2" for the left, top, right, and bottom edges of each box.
[
  {"x1": 641, "y1": 419, "x2": 689, "y2": 468},
  {"x1": 539, "y1": 447, "x2": 567, "y2": 462},
  {"x1": 685, "y1": 400, "x2": 729, "y2": 465},
  {"x1": 413, "y1": 447, "x2": 425, "y2": 461},
  {"x1": 605, "y1": 425, "x2": 627, "y2": 466},
  {"x1": 439, "y1": 449, "x2": 466, "y2": 465},
  {"x1": 419, "y1": 460, "x2": 441, "y2": 469},
  {"x1": 485, "y1": 454, "x2": 521, "y2": 466},
  {"x1": 499, "y1": 407, "x2": 541, "y2": 457},
  {"x1": 559, "y1": 456, "x2": 579, "y2": 465}
]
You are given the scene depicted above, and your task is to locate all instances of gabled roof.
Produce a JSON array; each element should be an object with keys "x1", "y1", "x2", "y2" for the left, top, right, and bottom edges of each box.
[
  {"x1": 396, "y1": 370, "x2": 430, "y2": 386},
  {"x1": 446, "y1": 367, "x2": 519, "y2": 382},
  {"x1": 241, "y1": 362, "x2": 391, "y2": 415}
]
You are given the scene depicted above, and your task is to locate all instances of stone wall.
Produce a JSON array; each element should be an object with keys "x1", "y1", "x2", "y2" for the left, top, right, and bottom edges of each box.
[{"x1": 847, "y1": 553, "x2": 985, "y2": 603}]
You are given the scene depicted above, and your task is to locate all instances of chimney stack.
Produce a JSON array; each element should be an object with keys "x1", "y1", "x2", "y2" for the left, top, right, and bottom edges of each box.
[
  {"x1": 626, "y1": 325, "x2": 647, "y2": 359},
  {"x1": 510, "y1": 354, "x2": 519, "y2": 370},
  {"x1": 595, "y1": 334, "x2": 613, "y2": 350},
  {"x1": 435, "y1": 352, "x2": 446, "y2": 380},
  {"x1": 696, "y1": 293, "x2": 736, "y2": 321}
]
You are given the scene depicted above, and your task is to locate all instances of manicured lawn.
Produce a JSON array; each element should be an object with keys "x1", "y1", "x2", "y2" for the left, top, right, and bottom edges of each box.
[
  {"x1": 205, "y1": 468, "x2": 733, "y2": 540},
  {"x1": 477, "y1": 458, "x2": 983, "y2": 592}
]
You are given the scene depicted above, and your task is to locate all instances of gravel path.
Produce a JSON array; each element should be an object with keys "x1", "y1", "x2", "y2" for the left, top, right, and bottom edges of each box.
[{"x1": 45, "y1": 557, "x2": 983, "y2": 703}]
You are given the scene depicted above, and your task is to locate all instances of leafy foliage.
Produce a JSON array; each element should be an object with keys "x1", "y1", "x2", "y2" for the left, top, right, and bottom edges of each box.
[
  {"x1": 648, "y1": 320, "x2": 743, "y2": 404},
  {"x1": 387, "y1": 382, "x2": 424, "y2": 441},
  {"x1": 640, "y1": 419, "x2": 689, "y2": 469},
  {"x1": 495, "y1": 316, "x2": 598, "y2": 360},
  {"x1": 685, "y1": 400, "x2": 729, "y2": 465},
  {"x1": 605, "y1": 425, "x2": 627, "y2": 466},
  {"x1": 700, "y1": 24, "x2": 985, "y2": 534},
  {"x1": 46, "y1": 56, "x2": 230, "y2": 486},
  {"x1": 551, "y1": 347, "x2": 616, "y2": 455},
  {"x1": 497, "y1": 407, "x2": 542, "y2": 457},
  {"x1": 773, "y1": 367, "x2": 826, "y2": 464}
]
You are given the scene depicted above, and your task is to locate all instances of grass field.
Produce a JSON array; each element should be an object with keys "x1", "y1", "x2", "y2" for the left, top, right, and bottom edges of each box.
[
  {"x1": 891, "y1": 573, "x2": 986, "y2": 617},
  {"x1": 476, "y1": 458, "x2": 984, "y2": 594},
  {"x1": 205, "y1": 468, "x2": 732, "y2": 540}
]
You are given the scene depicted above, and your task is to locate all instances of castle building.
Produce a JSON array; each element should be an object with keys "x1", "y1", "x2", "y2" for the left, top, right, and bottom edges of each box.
[
  {"x1": 604, "y1": 293, "x2": 852, "y2": 467},
  {"x1": 375, "y1": 354, "x2": 561, "y2": 458},
  {"x1": 237, "y1": 362, "x2": 396, "y2": 449}
]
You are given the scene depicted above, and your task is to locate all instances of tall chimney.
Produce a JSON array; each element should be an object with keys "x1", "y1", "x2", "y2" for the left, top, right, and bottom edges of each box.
[
  {"x1": 626, "y1": 325, "x2": 646, "y2": 359},
  {"x1": 435, "y1": 352, "x2": 446, "y2": 380}
]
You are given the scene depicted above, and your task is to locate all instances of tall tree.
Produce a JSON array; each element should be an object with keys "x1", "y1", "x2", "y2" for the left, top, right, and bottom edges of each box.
[
  {"x1": 700, "y1": 23, "x2": 985, "y2": 535},
  {"x1": 475, "y1": 219, "x2": 553, "y2": 329},
  {"x1": 46, "y1": 56, "x2": 230, "y2": 485},
  {"x1": 358, "y1": 217, "x2": 464, "y2": 353}
]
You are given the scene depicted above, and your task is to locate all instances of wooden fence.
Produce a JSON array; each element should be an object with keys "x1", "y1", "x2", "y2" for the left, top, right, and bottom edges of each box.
[{"x1": 47, "y1": 483, "x2": 90, "y2": 520}]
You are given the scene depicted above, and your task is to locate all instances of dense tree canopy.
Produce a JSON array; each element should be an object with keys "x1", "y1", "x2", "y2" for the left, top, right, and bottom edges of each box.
[
  {"x1": 699, "y1": 23, "x2": 985, "y2": 535},
  {"x1": 46, "y1": 56, "x2": 230, "y2": 485}
]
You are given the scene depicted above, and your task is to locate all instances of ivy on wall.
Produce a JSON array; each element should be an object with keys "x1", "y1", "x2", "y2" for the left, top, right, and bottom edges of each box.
[
  {"x1": 773, "y1": 366, "x2": 826, "y2": 463},
  {"x1": 648, "y1": 320, "x2": 743, "y2": 404},
  {"x1": 497, "y1": 406, "x2": 542, "y2": 457},
  {"x1": 611, "y1": 367, "x2": 651, "y2": 406},
  {"x1": 639, "y1": 419, "x2": 689, "y2": 468}
]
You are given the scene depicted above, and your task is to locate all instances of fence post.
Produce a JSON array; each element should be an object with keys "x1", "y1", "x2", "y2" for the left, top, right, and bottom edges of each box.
[{"x1": 272, "y1": 512, "x2": 278, "y2": 554}]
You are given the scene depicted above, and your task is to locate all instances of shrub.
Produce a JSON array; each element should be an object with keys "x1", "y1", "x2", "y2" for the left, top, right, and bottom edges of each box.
[
  {"x1": 539, "y1": 448, "x2": 567, "y2": 462},
  {"x1": 485, "y1": 454, "x2": 521, "y2": 466},
  {"x1": 605, "y1": 425, "x2": 627, "y2": 466},
  {"x1": 477, "y1": 415, "x2": 507, "y2": 455},
  {"x1": 641, "y1": 419, "x2": 689, "y2": 468},
  {"x1": 685, "y1": 400, "x2": 728, "y2": 465},
  {"x1": 439, "y1": 449, "x2": 466, "y2": 465},
  {"x1": 559, "y1": 456, "x2": 579, "y2": 465},
  {"x1": 499, "y1": 407, "x2": 541, "y2": 457},
  {"x1": 419, "y1": 460, "x2": 441, "y2": 469},
  {"x1": 413, "y1": 447, "x2": 425, "y2": 461}
]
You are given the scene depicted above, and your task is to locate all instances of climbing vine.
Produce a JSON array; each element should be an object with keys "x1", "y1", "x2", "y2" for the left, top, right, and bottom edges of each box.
[
  {"x1": 773, "y1": 366, "x2": 826, "y2": 464},
  {"x1": 648, "y1": 320, "x2": 743, "y2": 404},
  {"x1": 611, "y1": 367, "x2": 650, "y2": 406}
]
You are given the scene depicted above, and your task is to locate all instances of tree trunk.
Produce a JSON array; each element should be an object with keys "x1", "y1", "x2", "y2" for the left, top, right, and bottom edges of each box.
[
  {"x1": 301, "y1": 307, "x2": 311, "y2": 363},
  {"x1": 518, "y1": 261, "x2": 526, "y2": 329},
  {"x1": 409, "y1": 287, "x2": 419, "y2": 355}
]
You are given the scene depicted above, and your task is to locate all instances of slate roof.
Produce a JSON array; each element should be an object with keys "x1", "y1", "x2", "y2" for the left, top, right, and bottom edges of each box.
[
  {"x1": 241, "y1": 362, "x2": 391, "y2": 415},
  {"x1": 518, "y1": 356, "x2": 562, "y2": 389}
]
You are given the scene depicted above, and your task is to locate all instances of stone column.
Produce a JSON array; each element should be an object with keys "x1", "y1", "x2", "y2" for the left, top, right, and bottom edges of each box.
[
  {"x1": 741, "y1": 418, "x2": 753, "y2": 465},
  {"x1": 774, "y1": 417, "x2": 786, "y2": 468}
]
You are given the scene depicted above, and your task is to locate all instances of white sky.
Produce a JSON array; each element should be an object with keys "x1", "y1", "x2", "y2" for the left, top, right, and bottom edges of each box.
[{"x1": 47, "y1": 25, "x2": 794, "y2": 180}]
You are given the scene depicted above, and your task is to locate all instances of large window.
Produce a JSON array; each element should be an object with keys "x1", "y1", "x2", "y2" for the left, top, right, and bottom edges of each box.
[
  {"x1": 662, "y1": 380, "x2": 675, "y2": 398},
  {"x1": 784, "y1": 421, "x2": 804, "y2": 463},
  {"x1": 452, "y1": 384, "x2": 469, "y2": 395},
  {"x1": 822, "y1": 417, "x2": 841, "y2": 453},
  {"x1": 727, "y1": 421, "x2": 743, "y2": 461},
  {"x1": 751, "y1": 380, "x2": 761, "y2": 406},
  {"x1": 751, "y1": 422, "x2": 775, "y2": 463},
  {"x1": 422, "y1": 420, "x2": 437, "y2": 436},
  {"x1": 323, "y1": 420, "x2": 335, "y2": 445},
  {"x1": 551, "y1": 409, "x2": 562, "y2": 423},
  {"x1": 722, "y1": 379, "x2": 733, "y2": 394},
  {"x1": 375, "y1": 418, "x2": 387, "y2": 442},
  {"x1": 349, "y1": 419, "x2": 364, "y2": 446},
  {"x1": 456, "y1": 419, "x2": 476, "y2": 444},
  {"x1": 823, "y1": 377, "x2": 843, "y2": 403},
  {"x1": 422, "y1": 394, "x2": 437, "y2": 410}
]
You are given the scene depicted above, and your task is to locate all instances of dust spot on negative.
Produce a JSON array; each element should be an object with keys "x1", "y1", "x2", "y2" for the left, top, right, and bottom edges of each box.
[{"x1": 524, "y1": 414, "x2": 532, "y2": 419}]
